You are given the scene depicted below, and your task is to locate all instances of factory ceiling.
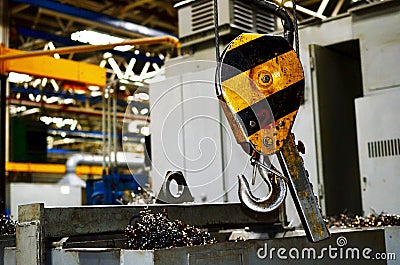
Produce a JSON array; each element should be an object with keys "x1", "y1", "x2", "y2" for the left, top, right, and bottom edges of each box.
[{"x1": 8, "y1": 0, "x2": 367, "y2": 52}]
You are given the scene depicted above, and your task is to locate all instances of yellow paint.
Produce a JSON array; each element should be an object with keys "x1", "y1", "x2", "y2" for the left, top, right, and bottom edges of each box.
[
  {"x1": 249, "y1": 50, "x2": 304, "y2": 97},
  {"x1": 222, "y1": 74, "x2": 265, "y2": 113},
  {"x1": 6, "y1": 162, "x2": 103, "y2": 175},
  {"x1": 1, "y1": 47, "x2": 106, "y2": 86},
  {"x1": 227, "y1": 33, "x2": 263, "y2": 51}
]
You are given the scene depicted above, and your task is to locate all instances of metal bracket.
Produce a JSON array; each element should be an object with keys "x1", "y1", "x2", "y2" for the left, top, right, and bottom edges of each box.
[{"x1": 156, "y1": 171, "x2": 194, "y2": 204}]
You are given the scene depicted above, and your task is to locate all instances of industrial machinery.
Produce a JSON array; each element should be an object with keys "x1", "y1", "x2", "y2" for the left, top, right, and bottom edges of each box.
[
  {"x1": 213, "y1": 0, "x2": 330, "y2": 242},
  {"x1": 4, "y1": 1, "x2": 400, "y2": 264}
]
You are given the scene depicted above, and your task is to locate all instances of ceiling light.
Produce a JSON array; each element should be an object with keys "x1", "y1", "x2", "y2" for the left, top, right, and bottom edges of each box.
[
  {"x1": 135, "y1": 92, "x2": 149, "y2": 101},
  {"x1": 46, "y1": 97, "x2": 59, "y2": 104},
  {"x1": 88, "y1": 85, "x2": 100, "y2": 91},
  {"x1": 50, "y1": 79, "x2": 59, "y2": 91},
  {"x1": 41, "y1": 78, "x2": 48, "y2": 87},
  {"x1": 63, "y1": 98, "x2": 75, "y2": 104},
  {"x1": 99, "y1": 59, "x2": 107, "y2": 68},
  {"x1": 71, "y1": 30, "x2": 133, "y2": 52},
  {"x1": 133, "y1": 82, "x2": 144, "y2": 87},
  {"x1": 8, "y1": 72, "x2": 32, "y2": 83},
  {"x1": 140, "y1": 108, "x2": 149, "y2": 115},
  {"x1": 90, "y1": 91, "x2": 102, "y2": 97}
]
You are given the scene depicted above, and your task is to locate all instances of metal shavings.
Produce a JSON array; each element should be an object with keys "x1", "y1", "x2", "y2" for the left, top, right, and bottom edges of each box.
[
  {"x1": 326, "y1": 213, "x2": 400, "y2": 229},
  {"x1": 124, "y1": 209, "x2": 216, "y2": 250},
  {"x1": 0, "y1": 215, "x2": 16, "y2": 235}
]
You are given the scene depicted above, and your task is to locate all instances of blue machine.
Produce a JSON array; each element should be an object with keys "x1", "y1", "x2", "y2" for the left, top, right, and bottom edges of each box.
[{"x1": 86, "y1": 170, "x2": 148, "y2": 205}]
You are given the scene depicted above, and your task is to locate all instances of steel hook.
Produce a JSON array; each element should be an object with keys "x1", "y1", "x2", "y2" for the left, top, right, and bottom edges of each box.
[{"x1": 238, "y1": 157, "x2": 287, "y2": 213}]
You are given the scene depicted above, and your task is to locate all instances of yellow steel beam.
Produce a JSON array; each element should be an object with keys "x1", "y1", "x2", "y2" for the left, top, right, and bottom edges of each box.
[
  {"x1": 0, "y1": 35, "x2": 179, "y2": 86},
  {"x1": 0, "y1": 45, "x2": 106, "y2": 86},
  {"x1": 0, "y1": 36, "x2": 179, "y2": 61},
  {"x1": 6, "y1": 162, "x2": 103, "y2": 175}
]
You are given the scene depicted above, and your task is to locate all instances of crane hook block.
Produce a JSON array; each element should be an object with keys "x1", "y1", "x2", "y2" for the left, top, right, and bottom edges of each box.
[{"x1": 217, "y1": 33, "x2": 304, "y2": 156}]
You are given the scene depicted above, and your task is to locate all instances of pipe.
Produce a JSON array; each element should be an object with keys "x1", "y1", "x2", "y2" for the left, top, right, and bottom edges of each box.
[
  {"x1": 0, "y1": 36, "x2": 180, "y2": 61},
  {"x1": 59, "y1": 152, "x2": 144, "y2": 187},
  {"x1": 16, "y1": 26, "x2": 164, "y2": 64},
  {"x1": 102, "y1": 86, "x2": 106, "y2": 172},
  {"x1": 107, "y1": 87, "x2": 112, "y2": 170},
  {"x1": 113, "y1": 85, "x2": 118, "y2": 169},
  {"x1": 0, "y1": 75, "x2": 6, "y2": 213},
  {"x1": 252, "y1": 0, "x2": 294, "y2": 45},
  {"x1": 7, "y1": 98, "x2": 150, "y2": 121}
]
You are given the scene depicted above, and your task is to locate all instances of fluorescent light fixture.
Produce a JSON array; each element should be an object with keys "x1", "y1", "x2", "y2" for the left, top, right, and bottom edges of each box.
[
  {"x1": 124, "y1": 58, "x2": 136, "y2": 79},
  {"x1": 88, "y1": 85, "x2": 100, "y2": 91},
  {"x1": 47, "y1": 42, "x2": 60, "y2": 59},
  {"x1": 152, "y1": 63, "x2": 161, "y2": 71},
  {"x1": 131, "y1": 107, "x2": 139, "y2": 115},
  {"x1": 103, "y1": 52, "x2": 113, "y2": 59},
  {"x1": 50, "y1": 79, "x2": 59, "y2": 91},
  {"x1": 63, "y1": 98, "x2": 75, "y2": 104},
  {"x1": 41, "y1": 78, "x2": 48, "y2": 87},
  {"x1": 90, "y1": 91, "x2": 102, "y2": 97},
  {"x1": 20, "y1": 108, "x2": 40, "y2": 116},
  {"x1": 46, "y1": 96, "x2": 59, "y2": 104},
  {"x1": 74, "y1": 90, "x2": 86, "y2": 95},
  {"x1": 70, "y1": 120, "x2": 78, "y2": 131},
  {"x1": 283, "y1": 2, "x2": 327, "y2": 19},
  {"x1": 32, "y1": 79, "x2": 41, "y2": 88},
  {"x1": 133, "y1": 82, "x2": 144, "y2": 87},
  {"x1": 99, "y1": 59, "x2": 107, "y2": 68},
  {"x1": 71, "y1": 30, "x2": 134, "y2": 52},
  {"x1": 107, "y1": 57, "x2": 124, "y2": 79},
  {"x1": 135, "y1": 92, "x2": 149, "y2": 101},
  {"x1": 8, "y1": 72, "x2": 32, "y2": 83},
  {"x1": 140, "y1": 108, "x2": 149, "y2": 115}
]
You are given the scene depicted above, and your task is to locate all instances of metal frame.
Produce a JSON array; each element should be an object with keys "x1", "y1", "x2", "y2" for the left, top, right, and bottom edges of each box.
[
  {"x1": 12, "y1": 0, "x2": 174, "y2": 38},
  {"x1": 15, "y1": 26, "x2": 164, "y2": 65},
  {"x1": 16, "y1": 203, "x2": 280, "y2": 264}
]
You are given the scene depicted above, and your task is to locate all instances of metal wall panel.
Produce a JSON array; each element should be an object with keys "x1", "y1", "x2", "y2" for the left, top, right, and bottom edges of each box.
[
  {"x1": 10, "y1": 183, "x2": 81, "y2": 219},
  {"x1": 352, "y1": 3, "x2": 400, "y2": 94},
  {"x1": 355, "y1": 89, "x2": 400, "y2": 214},
  {"x1": 149, "y1": 75, "x2": 185, "y2": 196}
]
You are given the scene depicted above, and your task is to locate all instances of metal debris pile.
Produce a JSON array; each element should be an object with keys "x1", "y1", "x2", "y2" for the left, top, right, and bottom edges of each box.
[
  {"x1": 0, "y1": 215, "x2": 16, "y2": 235},
  {"x1": 124, "y1": 209, "x2": 216, "y2": 250},
  {"x1": 326, "y1": 213, "x2": 400, "y2": 229}
]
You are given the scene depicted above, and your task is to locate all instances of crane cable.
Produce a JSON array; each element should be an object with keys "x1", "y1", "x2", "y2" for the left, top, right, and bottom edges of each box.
[
  {"x1": 291, "y1": 0, "x2": 300, "y2": 56},
  {"x1": 213, "y1": 0, "x2": 221, "y2": 63}
]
